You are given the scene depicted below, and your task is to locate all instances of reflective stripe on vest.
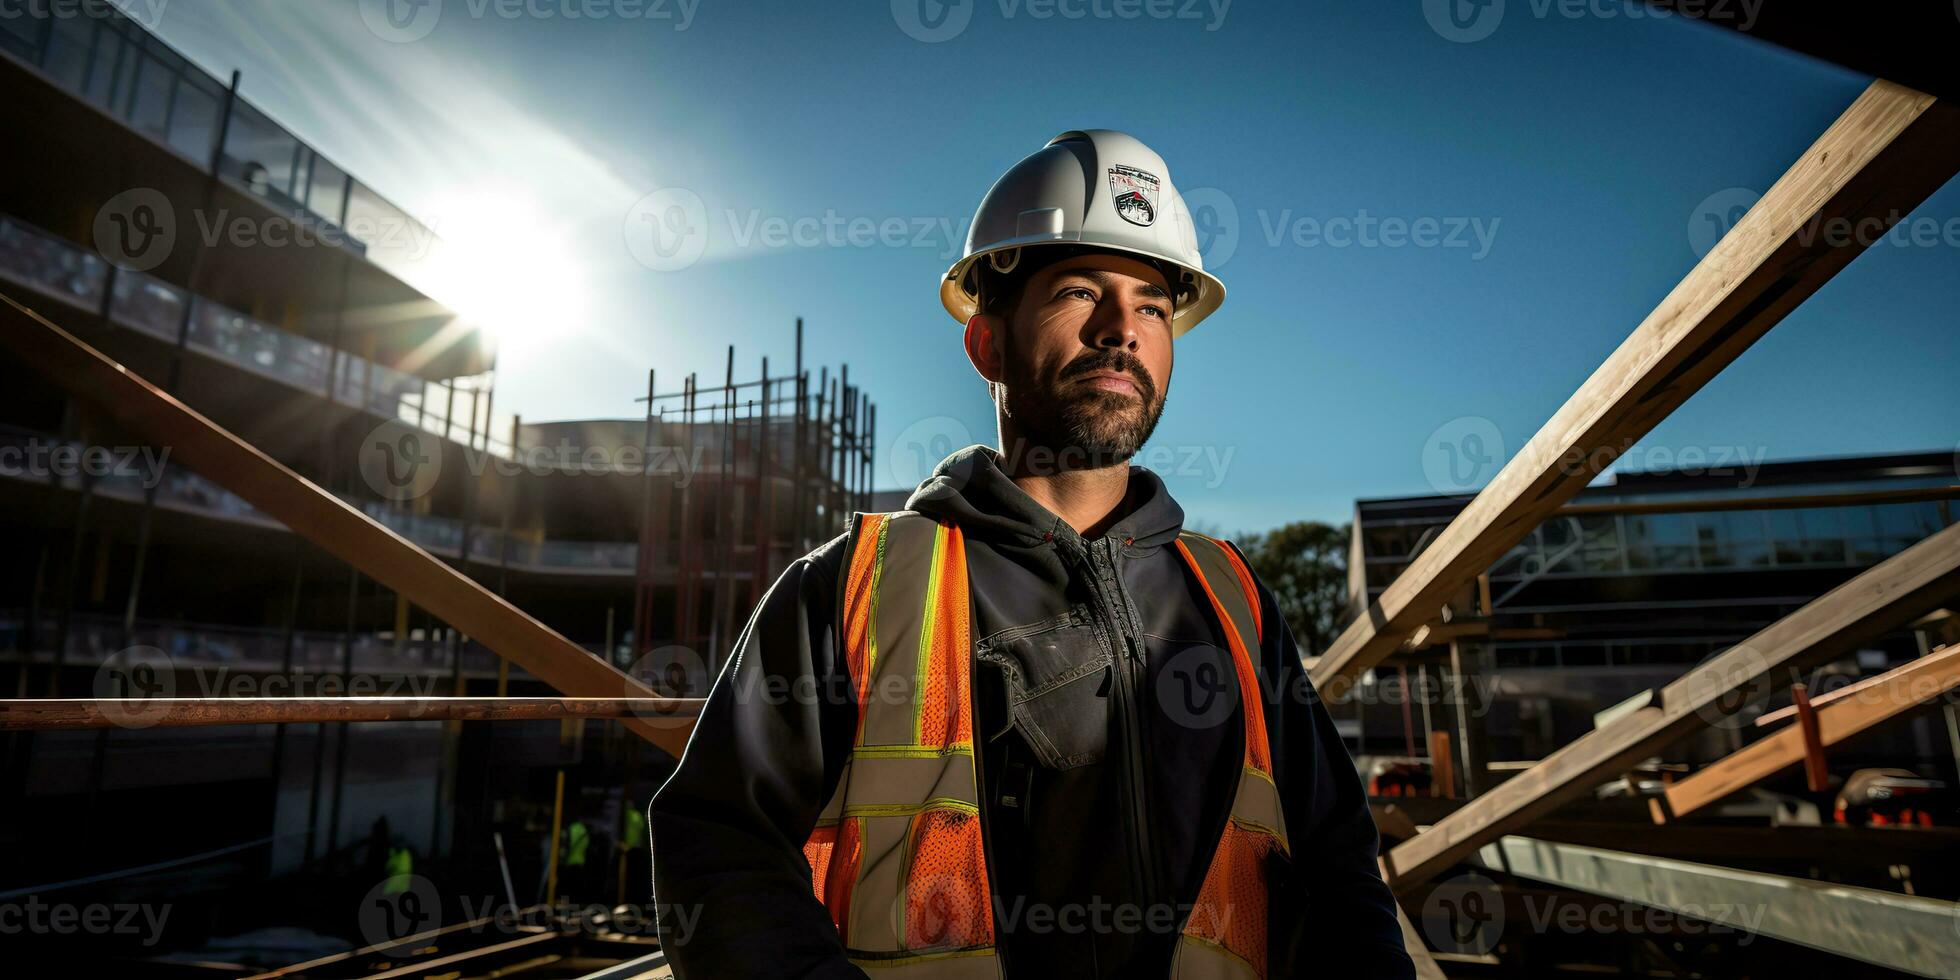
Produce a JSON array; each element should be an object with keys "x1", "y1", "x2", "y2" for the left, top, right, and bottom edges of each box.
[{"x1": 804, "y1": 515, "x2": 1286, "y2": 978}]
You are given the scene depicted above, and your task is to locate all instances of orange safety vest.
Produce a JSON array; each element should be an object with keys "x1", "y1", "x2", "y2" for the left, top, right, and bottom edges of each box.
[{"x1": 802, "y1": 512, "x2": 1290, "y2": 978}]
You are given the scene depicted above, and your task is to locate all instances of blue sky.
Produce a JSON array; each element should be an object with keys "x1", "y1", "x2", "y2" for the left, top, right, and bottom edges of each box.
[{"x1": 147, "y1": 0, "x2": 1959, "y2": 534}]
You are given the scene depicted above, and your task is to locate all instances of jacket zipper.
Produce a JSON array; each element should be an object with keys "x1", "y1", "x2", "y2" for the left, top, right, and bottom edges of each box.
[{"x1": 1087, "y1": 539, "x2": 1160, "y2": 913}]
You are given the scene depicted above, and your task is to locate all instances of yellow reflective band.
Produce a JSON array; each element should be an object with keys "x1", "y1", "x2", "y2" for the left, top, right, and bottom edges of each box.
[
  {"x1": 913, "y1": 523, "x2": 949, "y2": 746},
  {"x1": 853, "y1": 745, "x2": 974, "y2": 759}
]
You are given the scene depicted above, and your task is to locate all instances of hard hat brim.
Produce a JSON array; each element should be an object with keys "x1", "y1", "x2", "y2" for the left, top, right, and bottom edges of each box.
[{"x1": 941, "y1": 238, "x2": 1225, "y2": 338}]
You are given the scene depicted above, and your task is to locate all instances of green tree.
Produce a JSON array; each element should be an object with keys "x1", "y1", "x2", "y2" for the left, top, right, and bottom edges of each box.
[{"x1": 1237, "y1": 521, "x2": 1351, "y2": 657}]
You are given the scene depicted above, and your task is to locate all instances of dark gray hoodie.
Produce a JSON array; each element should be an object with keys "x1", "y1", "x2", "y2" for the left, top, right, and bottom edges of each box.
[{"x1": 651, "y1": 446, "x2": 1412, "y2": 978}]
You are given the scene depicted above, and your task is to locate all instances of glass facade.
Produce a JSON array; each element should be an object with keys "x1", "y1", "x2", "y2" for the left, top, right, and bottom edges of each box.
[
  {"x1": 0, "y1": 425, "x2": 651, "y2": 574},
  {"x1": 0, "y1": 215, "x2": 483, "y2": 447},
  {"x1": 0, "y1": 0, "x2": 440, "y2": 284},
  {"x1": 1368, "y1": 497, "x2": 1953, "y2": 591},
  {"x1": 0, "y1": 213, "x2": 109, "y2": 308}
]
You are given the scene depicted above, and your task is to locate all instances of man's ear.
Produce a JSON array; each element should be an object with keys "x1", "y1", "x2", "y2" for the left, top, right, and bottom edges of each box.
[{"x1": 964, "y1": 313, "x2": 1006, "y2": 384}]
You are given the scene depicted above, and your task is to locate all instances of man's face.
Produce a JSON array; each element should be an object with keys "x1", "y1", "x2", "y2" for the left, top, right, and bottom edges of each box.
[{"x1": 976, "y1": 251, "x2": 1175, "y2": 467}]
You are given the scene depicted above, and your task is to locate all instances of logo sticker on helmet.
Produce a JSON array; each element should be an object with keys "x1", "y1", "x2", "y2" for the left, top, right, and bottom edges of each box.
[{"x1": 1108, "y1": 165, "x2": 1160, "y2": 227}]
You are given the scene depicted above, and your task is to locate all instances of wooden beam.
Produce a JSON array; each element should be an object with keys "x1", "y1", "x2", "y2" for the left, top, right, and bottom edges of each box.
[
  {"x1": 0, "y1": 696, "x2": 704, "y2": 731},
  {"x1": 1654, "y1": 644, "x2": 1960, "y2": 821},
  {"x1": 1477, "y1": 834, "x2": 1960, "y2": 978},
  {"x1": 1754, "y1": 643, "x2": 1954, "y2": 726},
  {"x1": 1313, "y1": 79, "x2": 1960, "y2": 693},
  {"x1": 1381, "y1": 519, "x2": 1960, "y2": 894},
  {"x1": 0, "y1": 292, "x2": 694, "y2": 756},
  {"x1": 1395, "y1": 903, "x2": 1450, "y2": 980}
]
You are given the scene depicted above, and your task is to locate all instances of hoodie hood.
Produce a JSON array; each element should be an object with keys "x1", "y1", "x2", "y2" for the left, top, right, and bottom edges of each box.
[{"x1": 904, "y1": 445, "x2": 1186, "y2": 551}]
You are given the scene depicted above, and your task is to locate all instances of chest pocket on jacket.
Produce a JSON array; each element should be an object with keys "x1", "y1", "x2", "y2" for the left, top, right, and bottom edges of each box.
[{"x1": 976, "y1": 607, "x2": 1111, "y2": 770}]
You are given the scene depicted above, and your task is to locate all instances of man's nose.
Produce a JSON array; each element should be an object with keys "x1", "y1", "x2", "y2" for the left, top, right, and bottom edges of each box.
[{"x1": 1086, "y1": 299, "x2": 1141, "y2": 351}]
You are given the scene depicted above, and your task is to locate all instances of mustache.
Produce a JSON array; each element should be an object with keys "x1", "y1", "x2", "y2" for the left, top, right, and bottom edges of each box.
[{"x1": 1060, "y1": 350, "x2": 1157, "y2": 403}]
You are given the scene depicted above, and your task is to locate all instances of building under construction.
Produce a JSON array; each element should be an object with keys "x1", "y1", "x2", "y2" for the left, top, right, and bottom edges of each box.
[
  {"x1": 2, "y1": 2, "x2": 1959, "y2": 978},
  {"x1": 0, "y1": 5, "x2": 873, "y2": 974}
]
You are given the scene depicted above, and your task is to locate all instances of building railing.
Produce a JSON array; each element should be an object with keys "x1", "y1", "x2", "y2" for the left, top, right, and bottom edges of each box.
[
  {"x1": 0, "y1": 214, "x2": 489, "y2": 450},
  {"x1": 0, "y1": 426, "x2": 664, "y2": 575},
  {"x1": 1360, "y1": 489, "x2": 1954, "y2": 590},
  {"x1": 0, "y1": 1, "x2": 442, "y2": 290},
  {"x1": 0, "y1": 610, "x2": 625, "y2": 679}
]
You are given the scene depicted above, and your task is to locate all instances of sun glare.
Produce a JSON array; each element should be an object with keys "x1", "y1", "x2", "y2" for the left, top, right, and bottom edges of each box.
[{"x1": 420, "y1": 185, "x2": 589, "y2": 359}]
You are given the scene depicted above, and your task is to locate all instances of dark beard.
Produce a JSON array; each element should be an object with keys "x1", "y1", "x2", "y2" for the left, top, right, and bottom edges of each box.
[{"x1": 1002, "y1": 348, "x2": 1165, "y2": 471}]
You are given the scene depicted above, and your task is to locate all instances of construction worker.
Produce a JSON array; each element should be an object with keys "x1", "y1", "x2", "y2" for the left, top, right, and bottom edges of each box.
[{"x1": 651, "y1": 131, "x2": 1413, "y2": 978}]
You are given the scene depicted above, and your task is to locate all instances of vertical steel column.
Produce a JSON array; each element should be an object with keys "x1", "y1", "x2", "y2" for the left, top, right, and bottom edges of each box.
[
  {"x1": 711, "y1": 348, "x2": 736, "y2": 658},
  {"x1": 117, "y1": 69, "x2": 243, "y2": 651},
  {"x1": 791, "y1": 320, "x2": 806, "y2": 554},
  {"x1": 264, "y1": 541, "x2": 305, "y2": 877},
  {"x1": 752, "y1": 357, "x2": 771, "y2": 609},
  {"x1": 674, "y1": 375, "x2": 697, "y2": 652},
  {"x1": 1450, "y1": 639, "x2": 1491, "y2": 799},
  {"x1": 633, "y1": 371, "x2": 657, "y2": 660}
]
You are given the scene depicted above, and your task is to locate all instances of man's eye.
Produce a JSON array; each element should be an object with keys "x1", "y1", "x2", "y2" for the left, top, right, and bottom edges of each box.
[
  {"x1": 1140, "y1": 304, "x2": 1167, "y2": 319},
  {"x1": 1062, "y1": 287, "x2": 1097, "y2": 301}
]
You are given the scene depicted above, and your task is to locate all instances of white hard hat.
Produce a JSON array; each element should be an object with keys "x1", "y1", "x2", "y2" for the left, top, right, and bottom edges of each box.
[{"x1": 941, "y1": 129, "x2": 1225, "y2": 337}]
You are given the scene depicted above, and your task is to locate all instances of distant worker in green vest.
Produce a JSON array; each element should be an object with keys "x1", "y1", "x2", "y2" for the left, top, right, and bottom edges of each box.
[{"x1": 383, "y1": 846, "x2": 414, "y2": 895}]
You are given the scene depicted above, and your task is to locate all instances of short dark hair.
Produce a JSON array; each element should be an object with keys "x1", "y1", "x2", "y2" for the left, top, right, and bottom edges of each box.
[{"x1": 976, "y1": 262, "x2": 1031, "y2": 318}]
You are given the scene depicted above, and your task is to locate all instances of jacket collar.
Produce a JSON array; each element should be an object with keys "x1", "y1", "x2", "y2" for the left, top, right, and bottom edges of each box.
[{"x1": 904, "y1": 445, "x2": 1186, "y2": 552}]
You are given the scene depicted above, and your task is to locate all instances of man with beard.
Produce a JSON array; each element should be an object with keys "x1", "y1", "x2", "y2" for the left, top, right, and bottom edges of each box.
[{"x1": 651, "y1": 131, "x2": 1412, "y2": 979}]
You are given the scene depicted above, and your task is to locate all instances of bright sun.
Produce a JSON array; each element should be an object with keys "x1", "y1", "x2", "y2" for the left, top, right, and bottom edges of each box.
[{"x1": 419, "y1": 185, "x2": 589, "y2": 359}]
